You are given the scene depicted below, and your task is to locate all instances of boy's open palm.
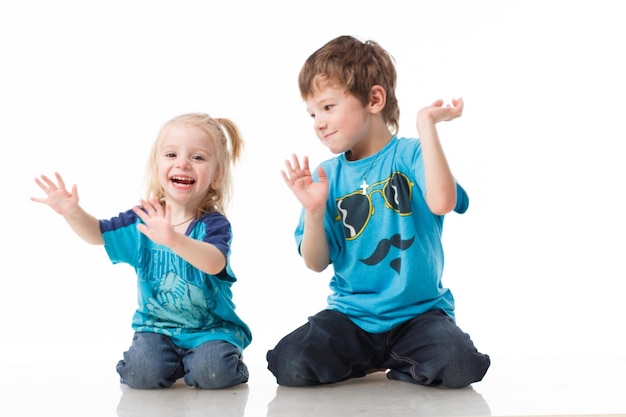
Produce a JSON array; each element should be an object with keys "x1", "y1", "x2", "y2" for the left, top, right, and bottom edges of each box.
[
  {"x1": 281, "y1": 154, "x2": 328, "y2": 212},
  {"x1": 418, "y1": 98, "x2": 464, "y2": 124},
  {"x1": 31, "y1": 172, "x2": 79, "y2": 215}
]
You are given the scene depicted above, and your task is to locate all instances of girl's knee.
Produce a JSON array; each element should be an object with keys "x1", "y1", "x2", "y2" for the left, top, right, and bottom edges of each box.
[
  {"x1": 117, "y1": 332, "x2": 182, "y2": 388},
  {"x1": 184, "y1": 360, "x2": 249, "y2": 389},
  {"x1": 183, "y1": 341, "x2": 248, "y2": 389},
  {"x1": 117, "y1": 359, "x2": 178, "y2": 389}
]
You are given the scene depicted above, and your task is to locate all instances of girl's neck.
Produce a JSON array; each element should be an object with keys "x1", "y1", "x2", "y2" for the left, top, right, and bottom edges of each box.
[
  {"x1": 164, "y1": 200, "x2": 197, "y2": 226},
  {"x1": 172, "y1": 214, "x2": 196, "y2": 228}
]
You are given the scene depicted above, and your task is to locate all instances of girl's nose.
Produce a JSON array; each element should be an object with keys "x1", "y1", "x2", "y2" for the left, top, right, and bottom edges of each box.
[{"x1": 176, "y1": 157, "x2": 191, "y2": 169}]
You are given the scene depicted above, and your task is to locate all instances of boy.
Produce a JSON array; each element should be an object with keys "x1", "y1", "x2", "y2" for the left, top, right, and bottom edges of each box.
[{"x1": 266, "y1": 35, "x2": 490, "y2": 388}]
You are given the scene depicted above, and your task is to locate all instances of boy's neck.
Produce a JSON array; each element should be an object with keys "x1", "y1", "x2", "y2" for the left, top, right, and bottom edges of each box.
[{"x1": 347, "y1": 132, "x2": 393, "y2": 161}]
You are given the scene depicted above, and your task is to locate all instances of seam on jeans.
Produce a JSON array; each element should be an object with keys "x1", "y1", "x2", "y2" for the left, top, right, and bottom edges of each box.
[
  {"x1": 388, "y1": 350, "x2": 418, "y2": 367},
  {"x1": 388, "y1": 350, "x2": 423, "y2": 381}
]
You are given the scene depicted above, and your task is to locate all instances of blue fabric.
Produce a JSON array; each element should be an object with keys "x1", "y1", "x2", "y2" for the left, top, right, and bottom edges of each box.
[
  {"x1": 100, "y1": 210, "x2": 251, "y2": 351},
  {"x1": 294, "y1": 136, "x2": 468, "y2": 333}
]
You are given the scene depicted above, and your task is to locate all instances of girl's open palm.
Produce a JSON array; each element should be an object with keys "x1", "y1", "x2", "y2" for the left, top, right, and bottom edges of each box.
[
  {"x1": 132, "y1": 198, "x2": 176, "y2": 247},
  {"x1": 281, "y1": 154, "x2": 328, "y2": 212},
  {"x1": 31, "y1": 172, "x2": 79, "y2": 215}
]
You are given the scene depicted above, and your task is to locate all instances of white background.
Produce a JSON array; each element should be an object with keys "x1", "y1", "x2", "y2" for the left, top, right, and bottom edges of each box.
[{"x1": 2, "y1": 0, "x2": 624, "y2": 373}]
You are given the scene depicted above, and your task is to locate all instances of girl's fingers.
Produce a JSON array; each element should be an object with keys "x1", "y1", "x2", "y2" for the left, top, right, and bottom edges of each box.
[
  {"x1": 34, "y1": 177, "x2": 46, "y2": 192},
  {"x1": 40, "y1": 175, "x2": 56, "y2": 190},
  {"x1": 138, "y1": 199, "x2": 153, "y2": 214},
  {"x1": 54, "y1": 172, "x2": 67, "y2": 190},
  {"x1": 152, "y1": 198, "x2": 164, "y2": 216}
]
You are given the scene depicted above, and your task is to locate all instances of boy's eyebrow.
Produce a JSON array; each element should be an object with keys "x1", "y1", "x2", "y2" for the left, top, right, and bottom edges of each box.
[
  {"x1": 304, "y1": 99, "x2": 325, "y2": 114},
  {"x1": 310, "y1": 92, "x2": 335, "y2": 103}
]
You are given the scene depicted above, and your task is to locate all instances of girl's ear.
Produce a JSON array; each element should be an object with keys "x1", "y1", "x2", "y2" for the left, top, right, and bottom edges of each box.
[
  {"x1": 210, "y1": 173, "x2": 223, "y2": 190},
  {"x1": 368, "y1": 85, "x2": 387, "y2": 114}
]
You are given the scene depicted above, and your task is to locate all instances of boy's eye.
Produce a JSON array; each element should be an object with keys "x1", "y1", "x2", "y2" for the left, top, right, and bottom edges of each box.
[{"x1": 323, "y1": 104, "x2": 334, "y2": 111}]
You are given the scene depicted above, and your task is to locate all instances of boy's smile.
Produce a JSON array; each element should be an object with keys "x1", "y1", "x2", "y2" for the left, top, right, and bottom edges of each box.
[{"x1": 306, "y1": 84, "x2": 372, "y2": 156}]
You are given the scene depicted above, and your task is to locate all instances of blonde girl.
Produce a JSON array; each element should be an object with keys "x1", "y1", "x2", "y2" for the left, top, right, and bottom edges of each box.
[{"x1": 32, "y1": 113, "x2": 252, "y2": 389}]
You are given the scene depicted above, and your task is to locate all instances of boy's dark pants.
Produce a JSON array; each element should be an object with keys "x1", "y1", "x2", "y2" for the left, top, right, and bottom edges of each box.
[{"x1": 267, "y1": 309, "x2": 490, "y2": 388}]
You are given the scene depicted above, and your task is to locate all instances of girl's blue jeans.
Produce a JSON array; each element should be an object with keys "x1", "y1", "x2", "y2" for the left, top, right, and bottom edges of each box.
[
  {"x1": 116, "y1": 332, "x2": 248, "y2": 389},
  {"x1": 266, "y1": 309, "x2": 490, "y2": 388}
]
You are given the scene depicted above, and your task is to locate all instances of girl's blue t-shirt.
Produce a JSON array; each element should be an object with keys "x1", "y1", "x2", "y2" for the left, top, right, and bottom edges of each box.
[
  {"x1": 100, "y1": 210, "x2": 251, "y2": 351},
  {"x1": 295, "y1": 136, "x2": 468, "y2": 333}
]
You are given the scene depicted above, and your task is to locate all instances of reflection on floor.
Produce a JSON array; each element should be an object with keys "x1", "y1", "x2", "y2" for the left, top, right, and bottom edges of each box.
[
  {"x1": 4, "y1": 349, "x2": 626, "y2": 417},
  {"x1": 117, "y1": 372, "x2": 490, "y2": 417},
  {"x1": 267, "y1": 374, "x2": 492, "y2": 417}
]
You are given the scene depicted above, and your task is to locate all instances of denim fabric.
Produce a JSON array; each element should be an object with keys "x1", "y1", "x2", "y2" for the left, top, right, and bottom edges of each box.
[
  {"x1": 117, "y1": 332, "x2": 248, "y2": 389},
  {"x1": 266, "y1": 309, "x2": 490, "y2": 388}
]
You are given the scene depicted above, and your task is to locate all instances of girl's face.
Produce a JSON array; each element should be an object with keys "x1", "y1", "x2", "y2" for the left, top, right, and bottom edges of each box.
[
  {"x1": 157, "y1": 123, "x2": 215, "y2": 207},
  {"x1": 304, "y1": 83, "x2": 371, "y2": 155}
]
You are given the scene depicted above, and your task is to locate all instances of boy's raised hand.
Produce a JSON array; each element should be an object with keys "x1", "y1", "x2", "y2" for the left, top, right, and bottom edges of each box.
[
  {"x1": 281, "y1": 154, "x2": 329, "y2": 212},
  {"x1": 417, "y1": 97, "x2": 464, "y2": 125},
  {"x1": 31, "y1": 172, "x2": 79, "y2": 215}
]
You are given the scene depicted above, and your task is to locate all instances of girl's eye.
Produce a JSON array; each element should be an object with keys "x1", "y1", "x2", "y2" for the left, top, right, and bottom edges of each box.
[
  {"x1": 192, "y1": 155, "x2": 206, "y2": 161},
  {"x1": 165, "y1": 152, "x2": 176, "y2": 158}
]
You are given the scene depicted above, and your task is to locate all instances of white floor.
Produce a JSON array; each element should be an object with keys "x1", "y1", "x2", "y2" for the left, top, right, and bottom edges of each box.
[{"x1": 4, "y1": 340, "x2": 625, "y2": 417}]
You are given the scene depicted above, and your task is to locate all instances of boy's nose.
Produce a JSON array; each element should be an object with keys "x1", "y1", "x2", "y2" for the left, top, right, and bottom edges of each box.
[{"x1": 314, "y1": 116, "x2": 327, "y2": 131}]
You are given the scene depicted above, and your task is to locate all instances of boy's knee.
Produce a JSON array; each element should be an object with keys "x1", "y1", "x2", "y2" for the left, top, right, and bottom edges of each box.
[
  {"x1": 439, "y1": 352, "x2": 491, "y2": 388},
  {"x1": 267, "y1": 348, "x2": 325, "y2": 387}
]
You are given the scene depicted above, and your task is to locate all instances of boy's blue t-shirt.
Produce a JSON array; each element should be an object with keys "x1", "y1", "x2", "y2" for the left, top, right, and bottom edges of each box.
[
  {"x1": 100, "y1": 210, "x2": 252, "y2": 351},
  {"x1": 295, "y1": 136, "x2": 469, "y2": 334}
]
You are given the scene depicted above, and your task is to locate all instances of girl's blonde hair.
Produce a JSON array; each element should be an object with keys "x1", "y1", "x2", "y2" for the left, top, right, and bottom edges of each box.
[{"x1": 144, "y1": 113, "x2": 243, "y2": 216}]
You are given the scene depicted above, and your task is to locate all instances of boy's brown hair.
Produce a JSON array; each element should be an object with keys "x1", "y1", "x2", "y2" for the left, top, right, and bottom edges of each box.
[{"x1": 298, "y1": 35, "x2": 400, "y2": 135}]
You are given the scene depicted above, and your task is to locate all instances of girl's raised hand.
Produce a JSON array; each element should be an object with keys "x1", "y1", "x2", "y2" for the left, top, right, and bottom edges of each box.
[
  {"x1": 132, "y1": 198, "x2": 176, "y2": 246},
  {"x1": 31, "y1": 172, "x2": 79, "y2": 215}
]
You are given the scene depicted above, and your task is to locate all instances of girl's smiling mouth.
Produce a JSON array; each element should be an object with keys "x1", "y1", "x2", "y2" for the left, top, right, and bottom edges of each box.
[{"x1": 171, "y1": 176, "x2": 196, "y2": 187}]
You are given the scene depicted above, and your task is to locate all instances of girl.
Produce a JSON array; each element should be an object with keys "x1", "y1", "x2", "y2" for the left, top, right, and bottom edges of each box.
[{"x1": 32, "y1": 113, "x2": 252, "y2": 389}]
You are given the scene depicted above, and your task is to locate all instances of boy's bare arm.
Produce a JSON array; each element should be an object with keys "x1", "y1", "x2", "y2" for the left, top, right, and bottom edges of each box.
[
  {"x1": 300, "y1": 209, "x2": 330, "y2": 272},
  {"x1": 281, "y1": 156, "x2": 331, "y2": 272},
  {"x1": 416, "y1": 98, "x2": 464, "y2": 215}
]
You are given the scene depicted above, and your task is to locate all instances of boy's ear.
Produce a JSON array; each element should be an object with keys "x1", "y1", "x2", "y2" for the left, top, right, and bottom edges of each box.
[{"x1": 368, "y1": 85, "x2": 387, "y2": 114}]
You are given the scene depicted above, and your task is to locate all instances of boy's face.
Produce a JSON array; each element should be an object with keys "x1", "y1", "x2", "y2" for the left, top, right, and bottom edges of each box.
[{"x1": 304, "y1": 83, "x2": 372, "y2": 155}]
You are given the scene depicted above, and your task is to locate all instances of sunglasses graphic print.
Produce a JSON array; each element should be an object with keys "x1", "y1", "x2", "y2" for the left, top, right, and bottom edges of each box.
[{"x1": 335, "y1": 172, "x2": 413, "y2": 240}]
